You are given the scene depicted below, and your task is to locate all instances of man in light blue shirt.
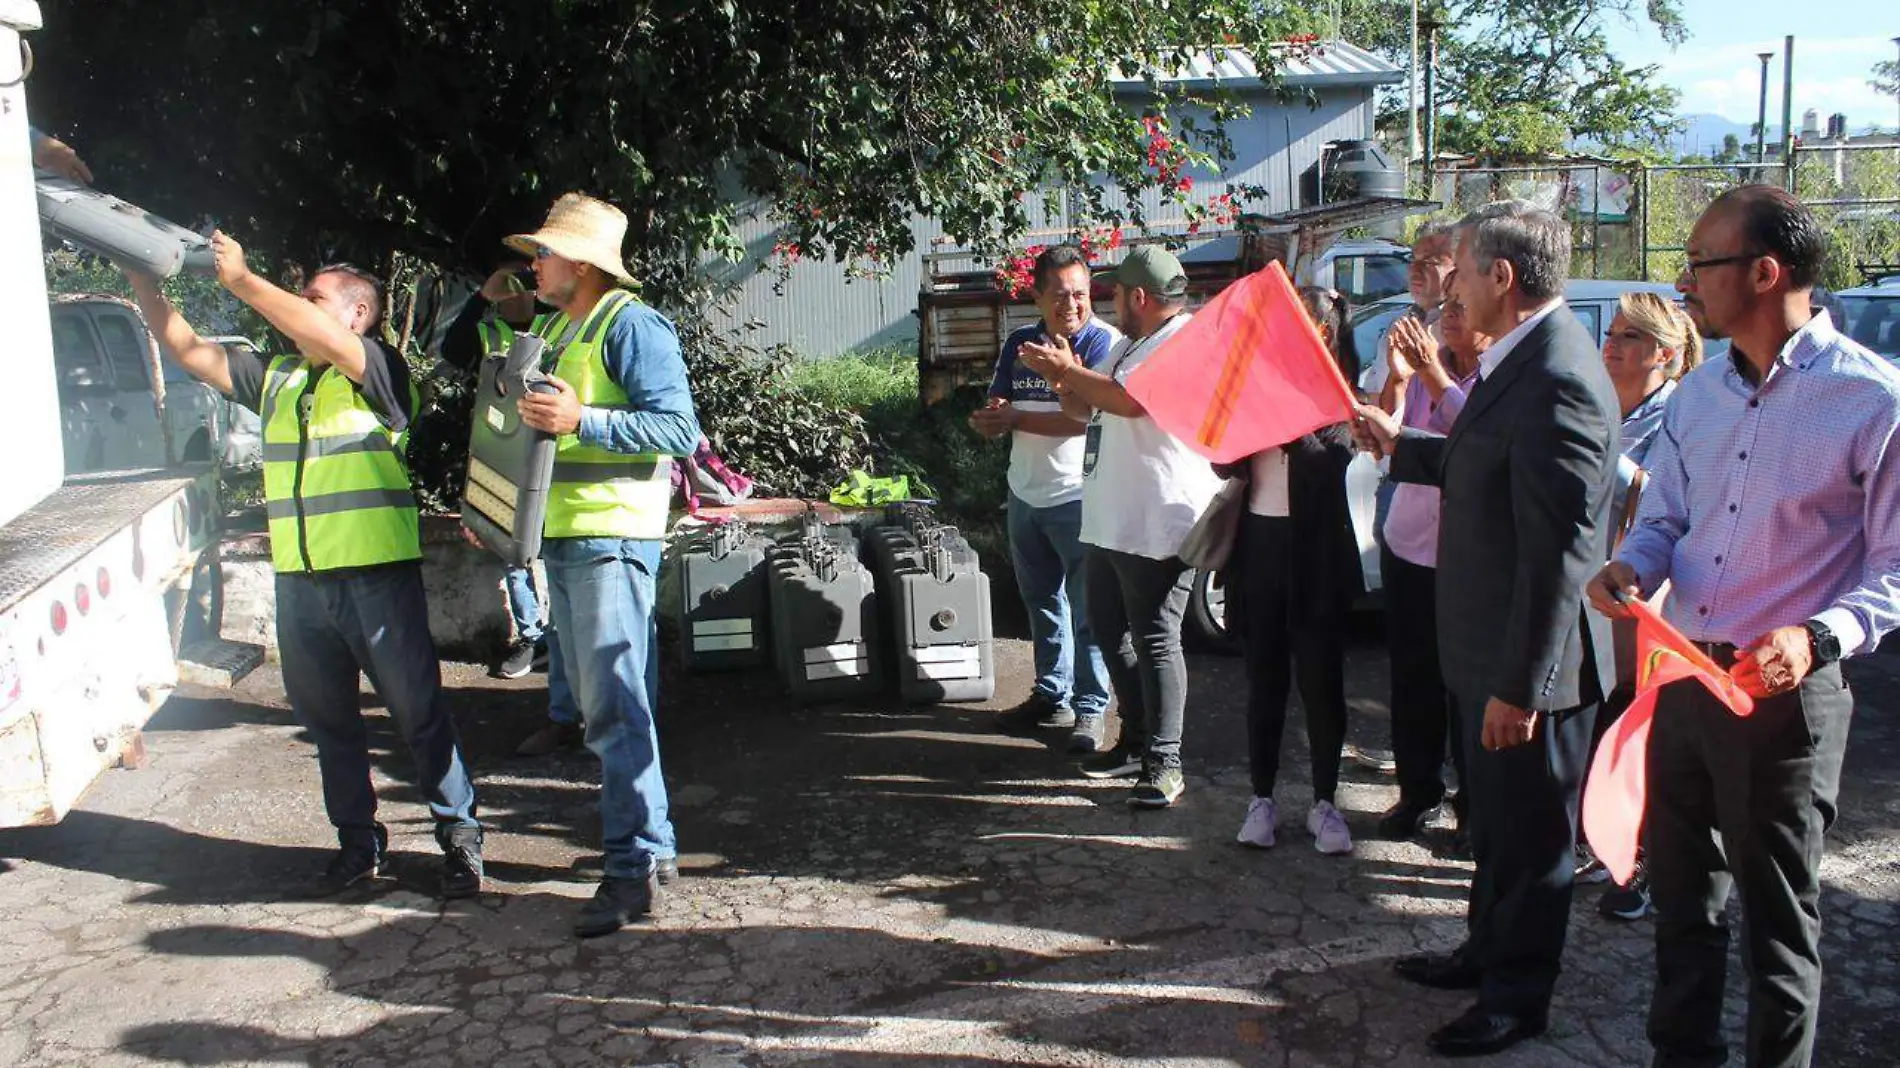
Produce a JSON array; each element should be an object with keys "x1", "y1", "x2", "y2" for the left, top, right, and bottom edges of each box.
[{"x1": 1591, "y1": 186, "x2": 1900, "y2": 1068}]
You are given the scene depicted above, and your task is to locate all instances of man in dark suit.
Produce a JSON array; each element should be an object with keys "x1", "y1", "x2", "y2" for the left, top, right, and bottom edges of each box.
[{"x1": 1355, "y1": 200, "x2": 1620, "y2": 1057}]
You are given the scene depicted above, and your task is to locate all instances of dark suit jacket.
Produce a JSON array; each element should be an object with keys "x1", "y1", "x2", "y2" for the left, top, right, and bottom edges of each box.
[
  {"x1": 1219, "y1": 425, "x2": 1365, "y2": 632},
  {"x1": 1390, "y1": 306, "x2": 1619, "y2": 711}
]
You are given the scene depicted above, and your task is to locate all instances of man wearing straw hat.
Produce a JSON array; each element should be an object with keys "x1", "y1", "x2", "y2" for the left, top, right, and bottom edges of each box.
[{"x1": 506, "y1": 193, "x2": 702, "y2": 937}]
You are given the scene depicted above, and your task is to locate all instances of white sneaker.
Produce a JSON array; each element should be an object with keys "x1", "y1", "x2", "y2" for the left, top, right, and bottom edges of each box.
[
  {"x1": 1307, "y1": 800, "x2": 1354, "y2": 855},
  {"x1": 1237, "y1": 797, "x2": 1278, "y2": 849}
]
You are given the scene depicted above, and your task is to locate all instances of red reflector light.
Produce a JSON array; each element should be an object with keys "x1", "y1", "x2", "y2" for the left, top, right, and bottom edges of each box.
[
  {"x1": 74, "y1": 583, "x2": 91, "y2": 616},
  {"x1": 50, "y1": 601, "x2": 68, "y2": 635},
  {"x1": 97, "y1": 567, "x2": 112, "y2": 598}
]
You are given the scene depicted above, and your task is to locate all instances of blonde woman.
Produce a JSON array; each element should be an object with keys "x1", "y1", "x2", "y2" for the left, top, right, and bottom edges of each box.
[
  {"x1": 1603, "y1": 292, "x2": 1704, "y2": 469},
  {"x1": 1589, "y1": 291, "x2": 1704, "y2": 917}
]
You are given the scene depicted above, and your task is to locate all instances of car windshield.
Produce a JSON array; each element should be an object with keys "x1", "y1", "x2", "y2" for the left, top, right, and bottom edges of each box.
[
  {"x1": 1840, "y1": 295, "x2": 1900, "y2": 360},
  {"x1": 1348, "y1": 298, "x2": 1411, "y2": 391}
]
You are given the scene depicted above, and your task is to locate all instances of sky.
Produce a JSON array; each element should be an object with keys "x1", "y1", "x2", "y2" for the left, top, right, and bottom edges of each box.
[{"x1": 1601, "y1": 0, "x2": 1898, "y2": 132}]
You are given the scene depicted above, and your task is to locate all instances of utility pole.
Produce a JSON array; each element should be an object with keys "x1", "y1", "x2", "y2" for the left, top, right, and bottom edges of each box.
[
  {"x1": 1421, "y1": 11, "x2": 1446, "y2": 198},
  {"x1": 1781, "y1": 36, "x2": 1796, "y2": 191},
  {"x1": 1755, "y1": 51, "x2": 1773, "y2": 178},
  {"x1": 1408, "y1": 0, "x2": 1420, "y2": 170}
]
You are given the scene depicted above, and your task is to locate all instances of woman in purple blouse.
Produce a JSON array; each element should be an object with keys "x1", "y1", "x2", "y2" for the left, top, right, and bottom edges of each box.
[{"x1": 1372, "y1": 296, "x2": 1494, "y2": 844}]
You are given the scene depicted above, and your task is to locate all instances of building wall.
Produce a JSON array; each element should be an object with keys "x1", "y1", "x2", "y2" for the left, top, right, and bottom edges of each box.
[{"x1": 700, "y1": 87, "x2": 1377, "y2": 358}]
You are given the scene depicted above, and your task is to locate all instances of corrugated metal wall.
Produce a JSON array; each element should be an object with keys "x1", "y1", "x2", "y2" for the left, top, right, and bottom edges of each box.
[{"x1": 700, "y1": 87, "x2": 1377, "y2": 359}]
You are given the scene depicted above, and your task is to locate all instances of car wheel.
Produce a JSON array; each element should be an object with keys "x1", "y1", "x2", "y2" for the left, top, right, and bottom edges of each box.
[
  {"x1": 1186, "y1": 567, "x2": 1239, "y2": 655},
  {"x1": 181, "y1": 430, "x2": 211, "y2": 464}
]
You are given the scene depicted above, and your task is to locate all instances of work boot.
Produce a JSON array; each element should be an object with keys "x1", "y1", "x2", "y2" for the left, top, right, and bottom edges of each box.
[
  {"x1": 995, "y1": 692, "x2": 1073, "y2": 735},
  {"x1": 438, "y1": 824, "x2": 485, "y2": 900},
  {"x1": 515, "y1": 720, "x2": 584, "y2": 757},
  {"x1": 574, "y1": 874, "x2": 656, "y2": 938},
  {"x1": 304, "y1": 823, "x2": 389, "y2": 898}
]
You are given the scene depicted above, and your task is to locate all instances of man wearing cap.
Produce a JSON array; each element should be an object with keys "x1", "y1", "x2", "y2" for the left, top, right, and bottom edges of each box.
[
  {"x1": 506, "y1": 193, "x2": 701, "y2": 937},
  {"x1": 121, "y1": 235, "x2": 484, "y2": 901},
  {"x1": 1018, "y1": 246, "x2": 1222, "y2": 808}
]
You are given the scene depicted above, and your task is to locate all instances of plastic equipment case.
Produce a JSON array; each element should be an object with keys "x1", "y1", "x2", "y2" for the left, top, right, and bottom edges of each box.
[
  {"x1": 862, "y1": 504, "x2": 995, "y2": 704},
  {"x1": 766, "y1": 511, "x2": 881, "y2": 703},
  {"x1": 674, "y1": 520, "x2": 770, "y2": 672},
  {"x1": 461, "y1": 333, "x2": 559, "y2": 566}
]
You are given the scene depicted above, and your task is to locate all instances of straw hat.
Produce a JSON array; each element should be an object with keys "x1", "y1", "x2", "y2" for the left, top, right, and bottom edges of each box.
[{"x1": 505, "y1": 193, "x2": 636, "y2": 285}]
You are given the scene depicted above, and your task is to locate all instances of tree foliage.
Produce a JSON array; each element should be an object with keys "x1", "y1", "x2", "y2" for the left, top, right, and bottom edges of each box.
[
  {"x1": 1875, "y1": 59, "x2": 1900, "y2": 103},
  {"x1": 1336, "y1": 0, "x2": 1683, "y2": 158},
  {"x1": 31, "y1": 1, "x2": 1312, "y2": 305}
]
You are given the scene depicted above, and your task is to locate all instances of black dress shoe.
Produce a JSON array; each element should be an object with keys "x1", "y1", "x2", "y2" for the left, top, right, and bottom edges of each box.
[
  {"x1": 1394, "y1": 952, "x2": 1483, "y2": 990},
  {"x1": 1377, "y1": 797, "x2": 1441, "y2": 840},
  {"x1": 1427, "y1": 1004, "x2": 1546, "y2": 1057}
]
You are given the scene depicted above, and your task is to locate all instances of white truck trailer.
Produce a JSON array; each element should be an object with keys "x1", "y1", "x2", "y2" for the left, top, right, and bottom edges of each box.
[{"x1": 0, "y1": 1, "x2": 233, "y2": 826}]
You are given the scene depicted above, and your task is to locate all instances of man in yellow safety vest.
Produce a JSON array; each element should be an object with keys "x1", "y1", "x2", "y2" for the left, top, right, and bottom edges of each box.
[
  {"x1": 124, "y1": 234, "x2": 483, "y2": 900},
  {"x1": 505, "y1": 193, "x2": 700, "y2": 937}
]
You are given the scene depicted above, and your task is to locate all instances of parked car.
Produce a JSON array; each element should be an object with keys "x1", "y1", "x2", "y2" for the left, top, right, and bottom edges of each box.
[
  {"x1": 1311, "y1": 238, "x2": 1411, "y2": 307},
  {"x1": 1838, "y1": 276, "x2": 1900, "y2": 362},
  {"x1": 1188, "y1": 278, "x2": 1718, "y2": 652},
  {"x1": 49, "y1": 296, "x2": 260, "y2": 473}
]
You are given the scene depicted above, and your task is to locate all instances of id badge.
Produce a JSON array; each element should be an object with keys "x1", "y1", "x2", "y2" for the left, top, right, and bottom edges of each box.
[{"x1": 1082, "y1": 420, "x2": 1103, "y2": 477}]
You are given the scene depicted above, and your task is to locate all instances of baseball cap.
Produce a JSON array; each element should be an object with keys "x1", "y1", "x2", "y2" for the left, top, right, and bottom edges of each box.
[{"x1": 1095, "y1": 245, "x2": 1188, "y2": 298}]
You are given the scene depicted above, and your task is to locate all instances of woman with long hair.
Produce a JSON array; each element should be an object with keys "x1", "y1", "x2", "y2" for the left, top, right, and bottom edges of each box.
[{"x1": 1229, "y1": 287, "x2": 1365, "y2": 854}]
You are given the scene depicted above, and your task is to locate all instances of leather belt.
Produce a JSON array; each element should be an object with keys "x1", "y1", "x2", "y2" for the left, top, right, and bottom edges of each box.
[{"x1": 1689, "y1": 640, "x2": 1740, "y2": 666}]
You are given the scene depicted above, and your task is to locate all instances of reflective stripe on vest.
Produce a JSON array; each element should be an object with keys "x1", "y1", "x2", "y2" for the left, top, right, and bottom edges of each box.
[
  {"x1": 260, "y1": 355, "x2": 421, "y2": 573},
  {"x1": 535, "y1": 291, "x2": 673, "y2": 540}
]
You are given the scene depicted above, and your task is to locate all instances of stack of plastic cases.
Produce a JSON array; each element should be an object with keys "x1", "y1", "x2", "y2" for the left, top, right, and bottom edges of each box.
[
  {"x1": 863, "y1": 504, "x2": 995, "y2": 704},
  {"x1": 35, "y1": 174, "x2": 214, "y2": 279},
  {"x1": 765, "y1": 514, "x2": 881, "y2": 703},
  {"x1": 674, "y1": 520, "x2": 770, "y2": 673},
  {"x1": 462, "y1": 334, "x2": 559, "y2": 567}
]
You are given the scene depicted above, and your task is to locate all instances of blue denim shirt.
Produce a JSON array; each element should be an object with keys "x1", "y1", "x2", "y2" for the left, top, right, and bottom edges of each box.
[
  {"x1": 574, "y1": 300, "x2": 702, "y2": 458},
  {"x1": 1611, "y1": 378, "x2": 1676, "y2": 523}
]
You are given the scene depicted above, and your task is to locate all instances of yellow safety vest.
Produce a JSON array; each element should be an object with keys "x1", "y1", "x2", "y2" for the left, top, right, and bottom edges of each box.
[
  {"x1": 260, "y1": 355, "x2": 421, "y2": 573},
  {"x1": 477, "y1": 318, "x2": 516, "y2": 357},
  {"x1": 533, "y1": 290, "x2": 673, "y2": 540}
]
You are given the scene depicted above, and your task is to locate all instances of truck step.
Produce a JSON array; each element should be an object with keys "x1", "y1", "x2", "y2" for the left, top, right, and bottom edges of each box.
[{"x1": 177, "y1": 639, "x2": 265, "y2": 689}]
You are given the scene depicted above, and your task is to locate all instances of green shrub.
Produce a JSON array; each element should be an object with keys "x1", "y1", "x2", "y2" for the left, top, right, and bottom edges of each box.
[{"x1": 785, "y1": 347, "x2": 917, "y2": 412}]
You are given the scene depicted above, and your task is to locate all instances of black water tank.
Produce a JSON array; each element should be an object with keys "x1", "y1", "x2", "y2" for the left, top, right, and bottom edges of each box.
[{"x1": 1324, "y1": 140, "x2": 1405, "y2": 202}]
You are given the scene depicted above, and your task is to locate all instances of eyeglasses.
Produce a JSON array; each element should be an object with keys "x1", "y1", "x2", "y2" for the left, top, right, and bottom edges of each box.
[
  {"x1": 1680, "y1": 252, "x2": 1762, "y2": 283},
  {"x1": 534, "y1": 246, "x2": 556, "y2": 261}
]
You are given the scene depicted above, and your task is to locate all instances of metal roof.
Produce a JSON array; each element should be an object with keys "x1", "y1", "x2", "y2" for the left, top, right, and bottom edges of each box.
[{"x1": 1113, "y1": 40, "x2": 1403, "y2": 92}]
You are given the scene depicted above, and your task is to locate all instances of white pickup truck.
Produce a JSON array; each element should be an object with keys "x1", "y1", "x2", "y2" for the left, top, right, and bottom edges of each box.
[{"x1": 0, "y1": 2, "x2": 245, "y2": 827}]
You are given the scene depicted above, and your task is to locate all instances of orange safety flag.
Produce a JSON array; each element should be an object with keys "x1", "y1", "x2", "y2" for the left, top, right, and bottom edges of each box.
[
  {"x1": 1581, "y1": 598, "x2": 1756, "y2": 884},
  {"x1": 1123, "y1": 261, "x2": 1358, "y2": 464}
]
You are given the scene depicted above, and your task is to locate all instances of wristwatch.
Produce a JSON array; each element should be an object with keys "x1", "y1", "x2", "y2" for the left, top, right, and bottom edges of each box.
[{"x1": 1804, "y1": 620, "x2": 1842, "y2": 666}]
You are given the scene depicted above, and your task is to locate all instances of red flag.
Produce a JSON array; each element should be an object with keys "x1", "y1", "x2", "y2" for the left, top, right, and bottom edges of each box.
[
  {"x1": 1582, "y1": 598, "x2": 1756, "y2": 883},
  {"x1": 1123, "y1": 261, "x2": 1358, "y2": 464}
]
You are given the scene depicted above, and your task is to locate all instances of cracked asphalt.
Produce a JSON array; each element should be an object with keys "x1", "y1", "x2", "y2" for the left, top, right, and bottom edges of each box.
[{"x1": 3, "y1": 623, "x2": 1898, "y2": 1067}]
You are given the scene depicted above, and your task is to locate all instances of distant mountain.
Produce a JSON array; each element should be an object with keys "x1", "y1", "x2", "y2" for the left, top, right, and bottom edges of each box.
[{"x1": 1665, "y1": 113, "x2": 1782, "y2": 158}]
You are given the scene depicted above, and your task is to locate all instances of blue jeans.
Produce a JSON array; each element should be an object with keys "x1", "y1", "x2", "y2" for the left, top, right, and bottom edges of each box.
[
  {"x1": 1006, "y1": 494, "x2": 1108, "y2": 716},
  {"x1": 543, "y1": 536, "x2": 674, "y2": 877},
  {"x1": 503, "y1": 566, "x2": 578, "y2": 725},
  {"x1": 276, "y1": 563, "x2": 479, "y2": 849}
]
